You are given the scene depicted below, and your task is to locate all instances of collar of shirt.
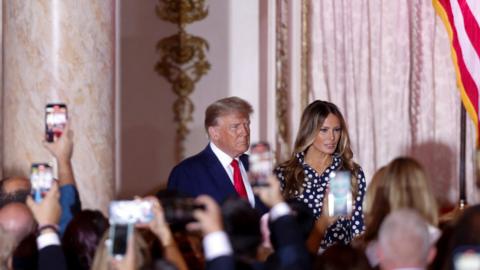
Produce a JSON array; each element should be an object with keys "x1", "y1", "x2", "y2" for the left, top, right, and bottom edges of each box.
[{"x1": 210, "y1": 141, "x2": 236, "y2": 170}]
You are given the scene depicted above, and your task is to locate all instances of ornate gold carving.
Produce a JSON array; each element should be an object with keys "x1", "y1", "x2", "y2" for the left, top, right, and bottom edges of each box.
[
  {"x1": 301, "y1": 0, "x2": 311, "y2": 110},
  {"x1": 156, "y1": 0, "x2": 208, "y2": 26},
  {"x1": 276, "y1": 0, "x2": 291, "y2": 163},
  {"x1": 155, "y1": 0, "x2": 210, "y2": 161}
]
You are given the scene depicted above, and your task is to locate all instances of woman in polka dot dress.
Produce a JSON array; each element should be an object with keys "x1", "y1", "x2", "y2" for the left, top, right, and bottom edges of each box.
[{"x1": 275, "y1": 100, "x2": 366, "y2": 249}]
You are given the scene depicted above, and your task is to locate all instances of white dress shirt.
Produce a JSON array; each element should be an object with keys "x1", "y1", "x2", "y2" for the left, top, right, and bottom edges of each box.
[
  {"x1": 210, "y1": 142, "x2": 255, "y2": 207},
  {"x1": 203, "y1": 231, "x2": 233, "y2": 260},
  {"x1": 37, "y1": 232, "x2": 61, "y2": 249}
]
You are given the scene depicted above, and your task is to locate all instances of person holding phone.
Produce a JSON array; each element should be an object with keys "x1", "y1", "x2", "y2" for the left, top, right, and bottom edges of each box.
[
  {"x1": 274, "y1": 100, "x2": 366, "y2": 249},
  {"x1": 43, "y1": 121, "x2": 81, "y2": 235},
  {"x1": 25, "y1": 182, "x2": 68, "y2": 270}
]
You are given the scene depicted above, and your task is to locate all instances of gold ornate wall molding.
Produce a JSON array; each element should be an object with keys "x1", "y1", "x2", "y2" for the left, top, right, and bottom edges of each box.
[
  {"x1": 155, "y1": 0, "x2": 210, "y2": 162},
  {"x1": 275, "y1": 0, "x2": 311, "y2": 162},
  {"x1": 301, "y1": 0, "x2": 311, "y2": 110},
  {"x1": 276, "y1": 0, "x2": 291, "y2": 162}
]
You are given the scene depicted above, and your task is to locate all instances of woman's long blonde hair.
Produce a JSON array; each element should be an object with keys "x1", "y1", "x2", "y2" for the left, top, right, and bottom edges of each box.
[
  {"x1": 384, "y1": 157, "x2": 438, "y2": 224},
  {"x1": 280, "y1": 100, "x2": 359, "y2": 199},
  {"x1": 363, "y1": 157, "x2": 438, "y2": 242}
]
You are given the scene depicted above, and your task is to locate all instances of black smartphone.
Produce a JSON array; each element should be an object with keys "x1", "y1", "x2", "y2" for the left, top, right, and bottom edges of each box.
[
  {"x1": 327, "y1": 171, "x2": 353, "y2": 217},
  {"x1": 162, "y1": 198, "x2": 205, "y2": 225},
  {"x1": 45, "y1": 103, "x2": 67, "y2": 143},
  {"x1": 30, "y1": 163, "x2": 54, "y2": 203},
  {"x1": 109, "y1": 223, "x2": 133, "y2": 260},
  {"x1": 248, "y1": 142, "x2": 273, "y2": 187}
]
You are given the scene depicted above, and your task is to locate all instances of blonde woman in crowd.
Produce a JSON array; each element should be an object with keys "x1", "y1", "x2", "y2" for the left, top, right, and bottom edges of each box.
[{"x1": 360, "y1": 157, "x2": 439, "y2": 267}]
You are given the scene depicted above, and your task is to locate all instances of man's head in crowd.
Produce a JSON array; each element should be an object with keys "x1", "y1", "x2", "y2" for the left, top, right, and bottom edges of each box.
[
  {"x1": 205, "y1": 96, "x2": 253, "y2": 159},
  {"x1": 0, "y1": 176, "x2": 31, "y2": 208},
  {"x1": 0, "y1": 202, "x2": 36, "y2": 243},
  {"x1": 0, "y1": 225, "x2": 16, "y2": 270},
  {"x1": 378, "y1": 209, "x2": 435, "y2": 270}
]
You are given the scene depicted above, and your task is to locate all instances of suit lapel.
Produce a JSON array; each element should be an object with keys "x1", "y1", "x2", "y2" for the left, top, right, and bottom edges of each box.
[{"x1": 201, "y1": 145, "x2": 238, "y2": 196}]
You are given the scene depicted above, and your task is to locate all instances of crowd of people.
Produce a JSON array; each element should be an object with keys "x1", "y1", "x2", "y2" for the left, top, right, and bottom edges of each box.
[{"x1": 0, "y1": 96, "x2": 479, "y2": 270}]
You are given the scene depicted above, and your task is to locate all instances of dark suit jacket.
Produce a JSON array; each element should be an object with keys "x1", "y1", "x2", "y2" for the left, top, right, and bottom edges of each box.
[
  {"x1": 206, "y1": 214, "x2": 310, "y2": 270},
  {"x1": 38, "y1": 245, "x2": 67, "y2": 270},
  {"x1": 167, "y1": 144, "x2": 267, "y2": 213}
]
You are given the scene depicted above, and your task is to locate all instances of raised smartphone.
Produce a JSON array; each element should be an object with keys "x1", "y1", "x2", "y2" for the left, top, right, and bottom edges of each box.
[
  {"x1": 109, "y1": 200, "x2": 154, "y2": 225},
  {"x1": 248, "y1": 142, "x2": 273, "y2": 187},
  {"x1": 327, "y1": 171, "x2": 353, "y2": 217},
  {"x1": 30, "y1": 163, "x2": 54, "y2": 203},
  {"x1": 161, "y1": 197, "x2": 205, "y2": 225},
  {"x1": 108, "y1": 223, "x2": 133, "y2": 260},
  {"x1": 453, "y1": 246, "x2": 480, "y2": 270},
  {"x1": 45, "y1": 103, "x2": 67, "y2": 143}
]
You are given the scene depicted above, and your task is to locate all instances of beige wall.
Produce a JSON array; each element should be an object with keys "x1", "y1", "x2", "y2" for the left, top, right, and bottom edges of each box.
[{"x1": 118, "y1": 0, "x2": 177, "y2": 198}]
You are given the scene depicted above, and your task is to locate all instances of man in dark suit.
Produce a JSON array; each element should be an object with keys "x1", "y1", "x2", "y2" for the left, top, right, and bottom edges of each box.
[{"x1": 167, "y1": 96, "x2": 258, "y2": 208}]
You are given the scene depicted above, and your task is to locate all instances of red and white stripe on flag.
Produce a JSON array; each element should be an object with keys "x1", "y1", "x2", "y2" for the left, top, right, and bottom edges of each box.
[{"x1": 433, "y1": 0, "x2": 480, "y2": 145}]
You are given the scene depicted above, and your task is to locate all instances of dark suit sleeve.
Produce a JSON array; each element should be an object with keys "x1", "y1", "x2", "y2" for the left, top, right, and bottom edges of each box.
[
  {"x1": 167, "y1": 165, "x2": 192, "y2": 195},
  {"x1": 270, "y1": 214, "x2": 311, "y2": 269},
  {"x1": 167, "y1": 165, "x2": 181, "y2": 191},
  {"x1": 38, "y1": 245, "x2": 67, "y2": 270},
  {"x1": 206, "y1": 255, "x2": 235, "y2": 270}
]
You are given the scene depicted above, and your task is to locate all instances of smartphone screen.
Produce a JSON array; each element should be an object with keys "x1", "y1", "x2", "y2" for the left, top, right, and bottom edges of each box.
[
  {"x1": 30, "y1": 163, "x2": 54, "y2": 203},
  {"x1": 109, "y1": 224, "x2": 132, "y2": 259},
  {"x1": 109, "y1": 200, "x2": 154, "y2": 225},
  {"x1": 45, "y1": 103, "x2": 67, "y2": 143},
  {"x1": 248, "y1": 142, "x2": 273, "y2": 187},
  {"x1": 454, "y1": 246, "x2": 480, "y2": 269},
  {"x1": 327, "y1": 171, "x2": 353, "y2": 216}
]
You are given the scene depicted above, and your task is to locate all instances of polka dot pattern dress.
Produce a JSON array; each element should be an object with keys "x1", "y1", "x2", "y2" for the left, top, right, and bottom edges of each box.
[{"x1": 275, "y1": 152, "x2": 366, "y2": 248}]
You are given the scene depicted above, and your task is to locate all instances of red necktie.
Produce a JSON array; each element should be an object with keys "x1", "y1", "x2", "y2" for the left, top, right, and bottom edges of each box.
[{"x1": 231, "y1": 159, "x2": 248, "y2": 199}]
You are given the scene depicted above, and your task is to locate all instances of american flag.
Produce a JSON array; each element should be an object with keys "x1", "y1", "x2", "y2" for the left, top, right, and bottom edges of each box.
[{"x1": 433, "y1": 0, "x2": 480, "y2": 144}]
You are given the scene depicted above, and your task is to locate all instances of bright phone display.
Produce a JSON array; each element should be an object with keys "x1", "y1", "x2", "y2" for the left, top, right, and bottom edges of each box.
[
  {"x1": 30, "y1": 163, "x2": 54, "y2": 203},
  {"x1": 109, "y1": 200, "x2": 154, "y2": 225},
  {"x1": 45, "y1": 103, "x2": 67, "y2": 143},
  {"x1": 327, "y1": 171, "x2": 353, "y2": 216},
  {"x1": 248, "y1": 142, "x2": 273, "y2": 187}
]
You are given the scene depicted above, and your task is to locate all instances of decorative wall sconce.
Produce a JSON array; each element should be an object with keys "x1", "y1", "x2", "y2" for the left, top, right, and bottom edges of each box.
[{"x1": 155, "y1": 0, "x2": 211, "y2": 161}]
